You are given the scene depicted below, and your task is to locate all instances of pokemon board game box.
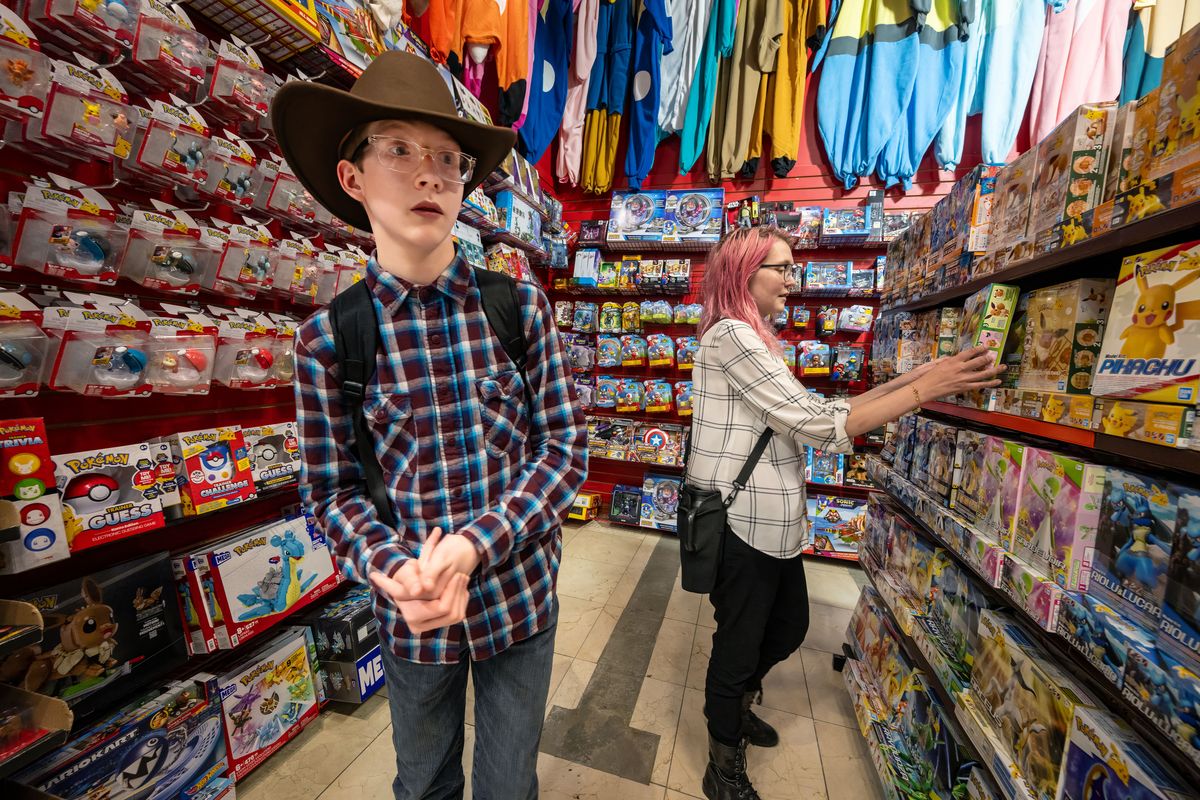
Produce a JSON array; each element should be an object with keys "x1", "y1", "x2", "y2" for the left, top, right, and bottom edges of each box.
[
  {"x1": 1091, "y1": 240, "x2": 1200, "y2": 404},
  {"x1": 167, "y1": 426, "x2": 257, "y2": 515},
  {"x1": 53, "y1": 442, "x2": 165, "y2": 551}
]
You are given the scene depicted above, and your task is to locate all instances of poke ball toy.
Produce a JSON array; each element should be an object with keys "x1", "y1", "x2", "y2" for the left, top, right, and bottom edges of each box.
[
  {"x1": 154, "y1": 250, "x2": 198, "y2": 288},
  {"x1": 105, "y1": 0, "x2": 129, "y2": 21},
  {"x1": 64, "y1": 473, "x2": 120, "y2": 515},
  {"x1": 200, "y1": 443, "x2": 233, "y2": 483},
  {"x1": 54, "y1": 229, "x2": 112, "y2": 275},
  {"x1": 0, "y1": 341, "x2": 33, "y2": 385},
  {"x1": 236, "y1": 347, "x2": 273, "y2": 383},
  {"x1": 158, "y1": 347, "x2": 208, "y2": 387},
  {"x1": 95, "y1": 345, "x2": 148, "y2": 389}
]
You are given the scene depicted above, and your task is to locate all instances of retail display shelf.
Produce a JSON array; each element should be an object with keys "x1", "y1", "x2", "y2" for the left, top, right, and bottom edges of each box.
[
  {"x1": 547, "y1": 286, "x2": 690, "y2": 298},
  {"x1": 806, "y1": 481, "x2": 879, "y2": 494},
  {"x1": 0, "y1": 687, "x2": 70, "y2": 781},
  {"x1": 586, "y1": 408, "x2": 693, "y2": 425},
  {"x1": 595, "y1": 240, "x2": 717, "y2": 254},
  {"x1": 483, "y1": 229, "x2": 549, "y2": 263},
  {"x1": 481, "y1": 179, "x2": 550, "y2": 224},
  {"x1": 590, "y1": 454, "x2": 684, "y2": 471},
  {"x1": 920, "y1": 401, "x2": 1200, "y2": 478},
  {"x1": 871, "y1": 469, "x2": 1200, "y2": 787},
  {"x1": 883, "y1": 202, "x2": 1200, "y2": 314},
  {"x1": 0, "y1": 601, "x2": 42, "y2": 659}
]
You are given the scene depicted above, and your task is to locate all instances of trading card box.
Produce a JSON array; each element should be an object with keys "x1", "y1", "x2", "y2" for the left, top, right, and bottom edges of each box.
[
  {"x1": 1091, "y1": 240, "x2": 1200, "y2": 405},
  {"x1": 1018, "y1": 278, "x2": 1114, "y2": 394}
]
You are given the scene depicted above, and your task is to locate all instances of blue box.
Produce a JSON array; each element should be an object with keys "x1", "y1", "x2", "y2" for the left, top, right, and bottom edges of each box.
[
  {"x1": 1162, "y1": 485, "x2": 1200, "y2": 664},
  {"x1": 640, "y1": 473, "x2": 681, "y2": 532},
  {"x1": 662, "y1": 189, "x2": 724, "y2": 243},
  {"x1": 321, "y1": 644, "x2": 386, "y2": 704},
  {"x1": 1060, "y1": 705, "x2": 1191, "y2": 800},
  {"x1": 607, "y1": 191, "x2": 667, "y2": 242}
]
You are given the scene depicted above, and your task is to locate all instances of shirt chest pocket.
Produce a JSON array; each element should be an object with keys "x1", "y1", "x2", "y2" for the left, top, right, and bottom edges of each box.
[
  {"x1": 477, "y1": 370, "x2": 529, "y2": 460},
  {"x1": 362, "y1": 389, "x2": 418, "y2": 477}
]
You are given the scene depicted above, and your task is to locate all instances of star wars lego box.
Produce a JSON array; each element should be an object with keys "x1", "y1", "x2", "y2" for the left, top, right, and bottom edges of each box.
[
  {"x1": 215, "y1": 626, "x2": 319, "y2": 780},
  {"x1": 199, "y1": 514, "x2": 339, "y2": 649},
  {"x1": 167, "y1": 425, "x2": 257, "y2": 515},
  {"x1": 13, "y1": 677, "x2": 228, "y2": 800},
  {"x1": 52, "y1": 441, "x2": 165, "y2": 551},
  {"x1": 0, "y1": 553, "x2": 188, "y2": 724},
  {"x1": 1091, "y1": 240, "x2": 1200, "y2": 405},
  {"x1": 1018, "y1": 279, "x2": 1114, "y2": 394},
  {"x1": 240, "y1": 422, "x2": 299, "y2": 493}
]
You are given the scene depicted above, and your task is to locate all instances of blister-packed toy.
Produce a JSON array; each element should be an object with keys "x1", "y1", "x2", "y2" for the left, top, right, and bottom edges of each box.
[
  {"x1": 596, "y1": 375, "x2": 619, "y2": 408},
  {"x1": 620, "y1": 335, "x2": 647, "y2": 367},
  {"x1": 838, "y1": 305, "x2": 875, "y2": 333},
  {"x1": 799, "y1": 341, "x2": 831, "y2": 376},
  {"x1": 622, "y1": 302, "x2": 641, "y2": 332},
  {"x1": 573, "y1": 302, "x2": 597, "y2": 333},
  {"x1": 639, "y1": 259, "x2": 664, "y2": 288},
  {"x1": 599, "y1": 302, "x2": 622, "y2": 333},
  {"x1": 832, "y1": 346, "x2": 864, "y2": 381},
  {"x1": 686, "y1": 304, "x2": 703, "y2": 324},
  {"x1": 673, "y1": 303, "x2": 690, "y2": 324},
  {"x1": 596, "y1": 335, "x2": 621, "y2": 368},
  {"x1": 596, "y1": 260, "x2": 618, "y2": 289},
  {"x1": 647, "y1": 334, "x2": 674, "y2": 367},
  {"x1": 618, "y1": 260, "x2": 639, "y2": 290},
  {"x1": 616, "y1": 378, "x2": 644, "y2": 412},
  {"x1": 676, "y1": 336, "x2": 699, "y2": 370},
  {"x1": 643, "y1": 379, "x2": 673, "y2": 412},
  {"x1": 771, "y1": 309, "x2": 788, "y2": 328},
  {"x1": 817, "y1": 306, "x2": 838, "y2": 335},
  {"x1": 792, "y1": 306, "x2": 811, "y2": 329},
  {"x1": 563, "y1": 334, "x2": 595, "y2": 372},
  {"x1": 575, "y1": 375, "x2": 595, "y2": 409},
  {"x1": 554, "y1": 301, "x2": 574, "y2": 329},
  {"x1": 779, "y1": 340, "x2": 796, "y2": 367},
  {"x1": 0, "y1": 10, "x2": 50, "y2": 119},
  {"x1": 675, "y1": 381, "x2": 693, "y2": 415}
]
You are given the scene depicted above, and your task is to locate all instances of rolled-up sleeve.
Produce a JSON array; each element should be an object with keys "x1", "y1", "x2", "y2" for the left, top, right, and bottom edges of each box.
[
  {"x1": 294, "y1": 312, "x2": 415, "y2": 583},
  {"x1": 715, "y1": 321, "x2": 853, "y2": 453}
]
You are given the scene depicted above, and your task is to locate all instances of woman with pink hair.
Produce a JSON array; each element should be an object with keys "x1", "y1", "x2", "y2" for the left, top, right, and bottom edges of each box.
[{"x1": 688, "y1": 226, "x2": 1003, "y2": 800}]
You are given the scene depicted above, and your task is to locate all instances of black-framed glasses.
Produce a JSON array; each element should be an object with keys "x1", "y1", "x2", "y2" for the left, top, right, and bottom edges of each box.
[
  {"x1": 758, "y1": 262, "x2": 798, "y2": 278},
  {"x1": 350, "y1": 136, "x2": 476, "y2": 184}
]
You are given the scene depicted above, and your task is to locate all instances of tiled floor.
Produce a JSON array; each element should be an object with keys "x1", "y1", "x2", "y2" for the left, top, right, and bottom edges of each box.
[{"x1": 236, "y1": 522, "x2": 885, "y2": 800}]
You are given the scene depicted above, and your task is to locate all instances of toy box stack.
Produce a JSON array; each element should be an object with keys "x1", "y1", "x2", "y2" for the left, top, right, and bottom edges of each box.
[
  {"x1": 0, "y1": 553, "x2": 189, "y2": 723},
  {"x1": 1028, "y1": 101, "x2": 1117, "y2": 240},
  {"x1": 988, "y1": 148, "x2": 1039, "y2": 266},
  {"x1": 300, "y1": 586, "x2": 383, "y2": 704},
  {"x1": 215, "y1": 625, "x2": 321, "y2": 780},
  {"x1": 1018, "y1": 279, "x2": 1114, "y2": 394}
]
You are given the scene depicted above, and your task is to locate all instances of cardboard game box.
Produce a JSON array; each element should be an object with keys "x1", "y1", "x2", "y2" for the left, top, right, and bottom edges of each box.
[
  {"x1": 168, "y1": 425, "x2": 257, "y2": 515},
  {"x1": 808, "y1": 495, "x2": 866, "y2": 559},
  {"x1": 0, "y1": 417, "x2": 69, "y2": 574},
  {"x1": 1028, "y1": 101, "x2": 1117, "y2": 237},
  {"x1": 1091, "y1": 240, "x2": 1200, "y2": 405},
  {"x1": 1018, "y1": 279, "x2": 1114, "y2": 394},
  {"x1": 241, "y1": 422, "x2": 300, "y2": 493},
  {"x1": 53, "y1": 441, "x2": 165, "y2": 551},
  {"x1": 1149, "y1": 22, "x2": 1200, "y2": 182},
  {"x1": 958, "y1": 284, "x2": 1019, "y2": 367},
  {"x1": 1011, "y1": 448, "x2": 1104, "y2": 590}
]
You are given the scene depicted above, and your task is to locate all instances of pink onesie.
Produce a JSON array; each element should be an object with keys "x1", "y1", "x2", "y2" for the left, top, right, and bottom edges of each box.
[{"x1": 556, "y1": 0, "x2": 600, "y2": 186}]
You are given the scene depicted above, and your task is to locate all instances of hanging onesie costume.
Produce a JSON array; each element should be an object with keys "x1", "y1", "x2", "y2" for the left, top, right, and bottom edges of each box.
[
  {"x1": 707, "y1": 0, "x2": 781, "y2": 183},
  {"x1": 557, "y1": 0, "x2": 601, "y2": 185},
  {"x1": 936, "y1": 0, "x2": 1051, "y2": 168},
  {"x1": 1026, "y1": 0, "x2": 1133, "y2": 145},
  {"x1": 519, "y1": 0, "x2": 576, "y2": 162},
  {"x1": 625, "y1": 0, "x2": 674, "y2": 188},
  {"x1": 657, "y1": 0, "x2": 715, "y2": 140},
  {"x1": 581, "y1": 0, "x2": 637, "y2": 193},
  {"x1": 1121, "y1": 0, "x2": 1200, "y2": 103},
  {"x1": 678, "y1": 0, "x2": 739, "y2": 174},
  {"x1": 813, "y1": 0, "x2": 927, "y2": 190}
]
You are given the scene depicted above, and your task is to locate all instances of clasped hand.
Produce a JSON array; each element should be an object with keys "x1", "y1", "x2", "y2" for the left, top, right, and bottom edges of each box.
[{"x1": 368, "y1": 528, "x2": 481, "y2": 634}]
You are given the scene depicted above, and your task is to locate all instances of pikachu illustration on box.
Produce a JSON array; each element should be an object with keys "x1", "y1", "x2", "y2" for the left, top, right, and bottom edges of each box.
[{"x1": 1094, "y1": 241, "x2": 1200, "y2": 404}]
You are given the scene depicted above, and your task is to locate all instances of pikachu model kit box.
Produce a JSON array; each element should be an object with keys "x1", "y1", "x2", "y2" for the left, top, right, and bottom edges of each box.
[
  {"x1": 1149, "y1": 21, "x2": 1200, "y2": 182},
  {"x1": 1018, "y1": 279, "x2": 1114, "y2": 394},
  {"x1": 1091, "y1": 240, "x2": 1200, "y2": 404}
]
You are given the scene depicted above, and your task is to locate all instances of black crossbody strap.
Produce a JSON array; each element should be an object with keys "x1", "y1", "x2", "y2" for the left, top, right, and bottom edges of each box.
[
  {"x1": 725, "y1": 429, "x2": 775, "y2": 508},
  {"x1": 329, "y1": 280, "x2": 398, "y2": 528}
]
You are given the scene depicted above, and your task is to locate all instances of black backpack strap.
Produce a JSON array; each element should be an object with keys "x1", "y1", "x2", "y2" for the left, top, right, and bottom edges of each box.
[
  {"x1": 329, "y1": 280, "x2": 398, "y2": 528},
  {"x1": 474, "y1": 267, "x2": 537, "y2": 419}
]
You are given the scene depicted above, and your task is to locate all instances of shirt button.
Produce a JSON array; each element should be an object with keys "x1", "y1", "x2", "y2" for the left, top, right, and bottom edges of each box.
[
  {"x1": 430, "y1": 334, "x2": 443, "y2": 346},
  {"x1": 373, "y1": 408, "x2": 388, "y2": 422},
  {"x1": 451, "y1": 486, "x2": 464, "y2": 498}
]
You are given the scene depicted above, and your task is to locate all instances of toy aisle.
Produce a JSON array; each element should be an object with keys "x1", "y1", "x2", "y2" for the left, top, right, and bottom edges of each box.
[{"x1": 0, "y1": 0, "x2": 1199, "y2": 799}]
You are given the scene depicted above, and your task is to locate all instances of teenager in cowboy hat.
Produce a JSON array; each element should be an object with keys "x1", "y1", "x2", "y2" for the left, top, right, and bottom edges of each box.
[{"x1": 273, "y1": 52, "x2": 588, "y2": 799}]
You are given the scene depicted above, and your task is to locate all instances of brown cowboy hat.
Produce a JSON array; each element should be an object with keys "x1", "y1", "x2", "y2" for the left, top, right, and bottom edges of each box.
[{"x1": 270, "y1": 51, "x2": 516, "y2": 232}]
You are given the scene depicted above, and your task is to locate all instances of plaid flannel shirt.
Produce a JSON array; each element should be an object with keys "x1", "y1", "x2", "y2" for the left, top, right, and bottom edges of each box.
[
  {"x1": 295, "y1": 252, "x2": 588, "y2": 663},
  {"x1": 687, "y1": 319, "x2": 852, "y2": 557}
]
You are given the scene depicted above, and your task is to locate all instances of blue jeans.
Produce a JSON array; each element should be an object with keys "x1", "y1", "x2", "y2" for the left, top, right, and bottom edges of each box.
[{"x1": 379, "y1": 604, "x2": 558, "y2": 800}]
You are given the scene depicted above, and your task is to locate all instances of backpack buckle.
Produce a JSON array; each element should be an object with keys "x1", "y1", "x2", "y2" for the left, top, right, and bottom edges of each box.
[{"x1": 343, "y1": 379, "x2": 365, "y2": 400}]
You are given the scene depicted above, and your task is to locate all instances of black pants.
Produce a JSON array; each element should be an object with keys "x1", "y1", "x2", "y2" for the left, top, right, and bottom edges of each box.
[{"x1": 703, "y1": 530, "x2": 810, "y2": 746}]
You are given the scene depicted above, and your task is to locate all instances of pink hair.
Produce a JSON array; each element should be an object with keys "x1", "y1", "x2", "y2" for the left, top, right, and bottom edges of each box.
[{"x1": 699, "y1": 226, "x2": 791, "y2": 357}]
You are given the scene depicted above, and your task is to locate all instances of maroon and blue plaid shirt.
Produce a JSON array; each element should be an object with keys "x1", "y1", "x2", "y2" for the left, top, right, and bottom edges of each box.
[{"x1": 294, "y1": 252, "x2": 587, "y2": 663}]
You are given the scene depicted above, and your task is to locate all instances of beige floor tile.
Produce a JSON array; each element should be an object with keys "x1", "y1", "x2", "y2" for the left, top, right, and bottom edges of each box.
[
  {"x1": 546, "y1": 653, "x2": 573, "y2": 711},
  {"x1": 547, "y1": 658, "x2": 597, "y2": 711},
  {"x1": 684, "y1": 629, "x2": 711, "y2": 691},
  {"x1": 761, "y1": 650, "x2": 813, "y2": 718},
  {"x1": 537, "y1": 752, "x2": 668, "y2": 800},
  {"x1": 629, "y1": 676, "x2": 687, "y2": 785},
  {"x1": 804, "y1": 601, "x2": 853, "y2": 655},
  {"x1": 815, "y1": 719, "x2": 886, "y2": 800},
  {"x1": 576, "y1": 605, "x2": 621, "y2": 663},
  {"x1": 646, "y1": 618, "x2": 697, "y2": 685},
  {"x1": 668, "y1": 689, "x2": 827, "y2": 799},
  {"x1": 665, "y1": 576, "x2": 703, "y2": 623},
  {"x1": 564, "y1": 526, "x2": 646, "y2": 568},
  {"x1": 238, "y1": 695, "x2": 391, "y2": 800},
  {"x1": 315, "y1": 725, "x2": 398, "y2": 800},
  {"x1": 665, "y1": 792, "x2": 703, "y2": 800},
  {"x1": 806, "y1": 567, "x2": 865, "y2": 610},
  {"x1": 608, "y1": 565, "x2": 645, "y2": 610},
  {"x1": 557, "y1": 556, "x2": 628, "y2": 604},
  {"x1": 801, "y1": 648, "x2": 859, "y2": 729},
  {"x1": 562, "y1": 524, "x2": 584, "y2": 546},
  {"x1": 554, "y1": 594, "x2": 605, "y2": 658}
]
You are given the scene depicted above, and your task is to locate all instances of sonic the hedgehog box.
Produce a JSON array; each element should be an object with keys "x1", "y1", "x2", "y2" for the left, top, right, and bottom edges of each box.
[
  {"x1": 202, "y1": 514, "x2": 338, "y2": 648},
  {"x1": 167, "y1": 426, "x2": 257, "y2": 515},
  {"x1": 1092, "y1": 240, "x2": 1200, "y2": 405}
]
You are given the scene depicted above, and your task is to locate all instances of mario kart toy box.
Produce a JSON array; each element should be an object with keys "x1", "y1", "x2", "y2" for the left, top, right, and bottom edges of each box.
[
  {"x1": 52, "y1": 441, "x2": 166, "y2": 551},
  {"x1": 12, "y1": 676, "x2": 230, "y2": 800},
  {"x1": 1091, "y1": 240, "x2": 1200, "y2": 405},
  {"x1": 215, "y1": 625, "x2": 321, "y2": 780},
  {"x1": 182, "y1": 514, "x2": 338, "y2": 650},
  {"x1": 166, "y1": 425, "x2": 257, "y2": 516},
  {"x1": 0, "y1": 553, "x2": 189, "y2": 724}
]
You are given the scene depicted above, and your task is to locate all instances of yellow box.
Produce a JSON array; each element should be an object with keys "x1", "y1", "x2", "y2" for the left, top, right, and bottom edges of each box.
[{"x1": 1093, "y1": 398, "x2": 1192, "y2": 447}]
